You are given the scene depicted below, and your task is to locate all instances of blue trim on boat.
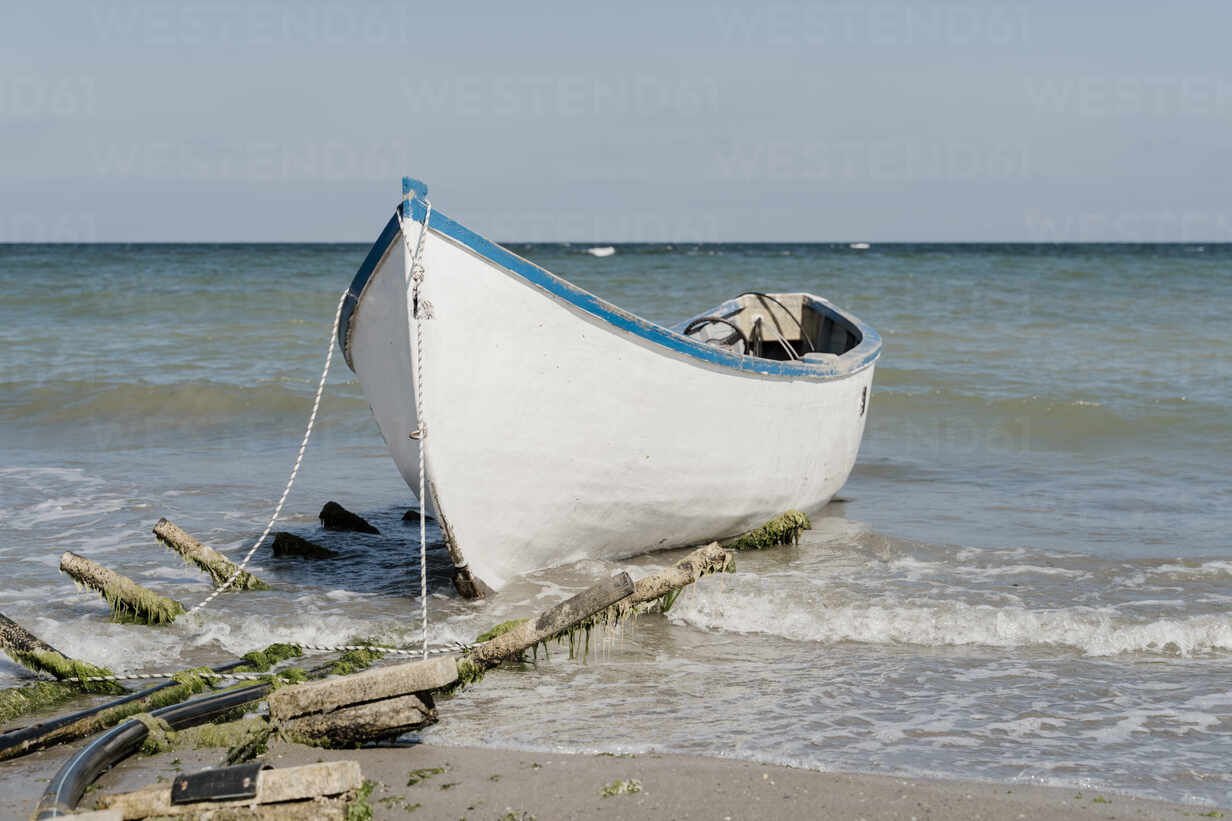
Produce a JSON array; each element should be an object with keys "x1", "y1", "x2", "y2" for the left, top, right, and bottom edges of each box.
[
  {"x1": 339, "y1": 213, "x2": 400, "y2": 366},
  {"x1": 341, "y1": 186, "x2": 882, "y2": 380}
]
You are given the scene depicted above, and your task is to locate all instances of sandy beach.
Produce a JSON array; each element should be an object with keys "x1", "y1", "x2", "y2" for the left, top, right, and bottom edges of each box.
[{"x1": 5, "y1": 738, "x2": 1225, "y2": 820}]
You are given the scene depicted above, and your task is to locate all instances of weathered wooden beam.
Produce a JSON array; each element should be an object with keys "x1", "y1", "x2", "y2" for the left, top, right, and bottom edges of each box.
[
  {"x1": 153, "y1": 519, "x2": 269, "y2": 590},
  {"x1": 59, "y1": 552, "x2": 184, "y2": 625},
  {"x1": 267, "y1": 655, "x2": 457, "y2": 722},
  {"x1": 611, "y1": 542, "x2": 733, "y2": 617},
  {"x1": 96, "y1": 760, "x2": 360, "y2": 819},
  {"x1": 318, "y1": 501, "x2": 379, "y2": 534},
  {"x1": 279, "y1": 693, "x2": 436, "y2": 747}
]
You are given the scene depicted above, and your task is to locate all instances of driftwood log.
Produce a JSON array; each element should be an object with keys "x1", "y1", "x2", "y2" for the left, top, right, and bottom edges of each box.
[
  {"x1": 0, "y1": 614, "x2": 126, "y2": 721},
  {"x1": 318, "y1": 501, "x2": 379, "y2": 534},
  {"x1": 609, "y1": 542, "x2": 733, "y2": 618},
  {"x1": 59, "y1": 552, "x2": 184, "y2": 625},
  {"x1": 271, "y1": 532, "x2": 338, "y2": 559},
  {"x1": 153, "y1": 519, "x2": 268, "y2": 590},
  {"x1": 0, "y1": 611, "x2": 125, "y2": 695},
  {"x1": 462, "y1": 572, "x2": 635, "y2": 673},
  {"x1": 0, "y1": 612, "x2": 63, "y2": 659}
]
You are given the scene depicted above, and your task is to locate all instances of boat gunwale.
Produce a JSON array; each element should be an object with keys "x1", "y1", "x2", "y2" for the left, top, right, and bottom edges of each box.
[{"x1": 340, "y1": 183, "x2": 882, "y2": 382}]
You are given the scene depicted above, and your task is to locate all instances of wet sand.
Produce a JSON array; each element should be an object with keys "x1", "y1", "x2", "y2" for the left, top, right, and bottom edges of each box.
[{"x1": 7, "y1": 739, "x2": 1224, "y2": 821}]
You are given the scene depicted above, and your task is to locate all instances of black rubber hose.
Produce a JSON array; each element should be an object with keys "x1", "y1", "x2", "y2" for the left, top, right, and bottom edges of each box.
[
  {"x1": 35, "y1": 681, "x2": 270, "y2": 818},
  {"x1": 0, "y1": 661, "x2": 246, "y2": 760},
  {"x1": 683, "y1": 316, "x2": 749, "y2": 352}
]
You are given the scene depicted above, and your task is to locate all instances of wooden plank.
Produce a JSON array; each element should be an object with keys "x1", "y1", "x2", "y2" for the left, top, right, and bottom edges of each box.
[
  {"x1": 278, "y1": 694, "x2": 435, "y2": 747},
  {"x1": 267, "y1": 655, "x2": 457, "y2": 721},
  {"x1": 97, "y1": 760, "x2": 360, "y2": 818}
]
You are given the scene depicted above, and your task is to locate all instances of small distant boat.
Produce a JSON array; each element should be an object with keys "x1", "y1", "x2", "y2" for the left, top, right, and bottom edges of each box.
[
  {"x1": 340, "y1": 178, "x2": 882, "y2": 594},
  {"x1": 586, "y1": 246, "x2": 616, "y2": 257},
  {"x1": 849, "y1": 242, "x2": 870, "y2": 250}
]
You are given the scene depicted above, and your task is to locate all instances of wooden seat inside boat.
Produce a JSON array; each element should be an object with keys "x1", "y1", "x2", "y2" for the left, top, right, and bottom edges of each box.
[{"x1": 681, "y1": 292, "x2": 861, "y2": 363}]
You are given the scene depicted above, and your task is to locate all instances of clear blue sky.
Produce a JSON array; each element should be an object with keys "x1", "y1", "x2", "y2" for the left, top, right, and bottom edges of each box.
[{"x1": 3, "y1": 1, "x2": 1230, "y2": 242}]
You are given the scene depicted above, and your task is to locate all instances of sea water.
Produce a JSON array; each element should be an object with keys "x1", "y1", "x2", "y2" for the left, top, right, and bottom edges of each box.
[{"x1": 1, "y1": 242, "x2": 1228, "y2": 806}]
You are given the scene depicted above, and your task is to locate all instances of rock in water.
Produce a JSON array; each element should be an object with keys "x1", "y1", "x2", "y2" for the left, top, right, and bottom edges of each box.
[
  {"x1": 318, "y1": 501, "x2": 379, "y2": 534},
  {"x1": 401, "y1": 507, "x2": 434, "y2": 522},
  {"x1": 271, "y1": 532, "x2": 339, "y2": 559}
]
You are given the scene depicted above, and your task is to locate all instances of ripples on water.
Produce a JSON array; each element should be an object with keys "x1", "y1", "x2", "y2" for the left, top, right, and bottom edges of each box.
[{"x1": 0, "y1": 243, "x2": 1228, "y2": 806}]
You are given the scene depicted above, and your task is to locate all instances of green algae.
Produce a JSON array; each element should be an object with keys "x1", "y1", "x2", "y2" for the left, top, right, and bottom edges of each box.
[
  {"x1": 10, "y1": 648, "x2": 125, "y2": 695},
  {"x1": 345, "y1": 779, "x2": 377, "y2": 821},
  {"x1": 723, "y1": 510, "x2": 811, "y2": 550},
  {"x1": 598, "y1": 778, "x2": 642, "y2": 797},
  {"x1": 69, "y1": 575, "x2": 184, "y2": 626},
  {"x1": 475, "y1": 619, "x2": 527, "y2": 643},
  {"x1": 135, "y1": 711, "x2": 272, "y2": 757},
  {"x1": 0, "y1": 681, "x2": 80, "y2": 725},
  {"x1": 238, "y1": 642, "x2": 303, "y2": 672},
  {"x1": 327, "y1": 646, "x2": 385, "y2": 676},
  {"x1": 406, "y1": 766, "x2": 446, "y2": 786}
]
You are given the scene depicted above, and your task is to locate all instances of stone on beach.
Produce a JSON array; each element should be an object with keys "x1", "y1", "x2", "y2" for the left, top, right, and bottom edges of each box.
[
  {"x1": 318, "y1": 501, "x2": 379, "y2": 534},
  {"x1": 271, "y1": 532, "x2": 339, "y2": 559}
]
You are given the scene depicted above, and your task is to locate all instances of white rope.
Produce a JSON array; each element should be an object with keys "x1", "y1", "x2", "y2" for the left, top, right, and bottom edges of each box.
[
  {"x1": 59, "y1": 640, "x2": 472, "y2": 684},
  {"x1": 754, "y1": 313, "x2": 801, "y2": 361},
  {"x1": 185, "y1": 289, "x2": 349, "y2": 617},
  {"x1": 397, "y1": 198, "x2": 433, "y2": 661}
]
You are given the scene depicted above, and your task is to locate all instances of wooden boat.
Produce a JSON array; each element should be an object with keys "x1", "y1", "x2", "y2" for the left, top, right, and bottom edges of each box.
[{"x1": 340, "y1": 178, "x2": 882, "y2": 596}]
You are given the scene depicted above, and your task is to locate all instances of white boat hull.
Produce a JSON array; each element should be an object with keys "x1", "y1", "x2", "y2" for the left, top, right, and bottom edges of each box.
[{"x1": 342, "y1": 181, "x2": 881, "y2": 592}]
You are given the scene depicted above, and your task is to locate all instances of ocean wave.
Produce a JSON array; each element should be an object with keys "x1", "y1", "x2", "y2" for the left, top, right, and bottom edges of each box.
[
  {"x1": 867, "y1": 386, "x2": 1227, "y2": 449},
  {"x1": 670, "y1": 585, "x2": 1232, "y2": 657},
  {"x1": 0, "y1": 379, "x2": 365, "y2": 426}
]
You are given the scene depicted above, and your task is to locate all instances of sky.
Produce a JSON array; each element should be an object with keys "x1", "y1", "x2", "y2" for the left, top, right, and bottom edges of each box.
[{"x1": 2, "y1": 1, "x2": 1230, "y2": 242}]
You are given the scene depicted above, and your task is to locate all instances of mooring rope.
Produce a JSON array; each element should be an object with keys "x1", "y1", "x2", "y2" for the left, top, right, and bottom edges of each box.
[
  {"x1": 57, "y1": 640, "x2": 473, "y2": 684},
  {"x1": 397, "y1": 196, "x2": 433, "y2": 661},
  {"x1": 184, "y1": 289, "x2": 349, "y2": 618}
]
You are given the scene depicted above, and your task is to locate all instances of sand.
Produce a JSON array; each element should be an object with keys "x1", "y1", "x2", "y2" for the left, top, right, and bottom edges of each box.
[{"x1": 5, "y1": 738, "x2": 1224, "y2": 821}]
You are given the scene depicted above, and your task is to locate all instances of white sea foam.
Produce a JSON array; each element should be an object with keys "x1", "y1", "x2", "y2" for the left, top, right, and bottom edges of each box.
[{"x1": 669, "y1": 583, "x2": 1232, "y2": 657}]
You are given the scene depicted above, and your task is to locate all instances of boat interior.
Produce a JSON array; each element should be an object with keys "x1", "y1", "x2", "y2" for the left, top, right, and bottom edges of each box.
[{"x1": 678, "y1": 292, "x2": 862, "y2": 364}]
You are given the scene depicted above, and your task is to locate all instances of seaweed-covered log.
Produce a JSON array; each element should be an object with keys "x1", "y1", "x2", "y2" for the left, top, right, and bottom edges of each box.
[
  {"x1": 0, "y1": 645, "x2": 300, "y2": 762},
  {"x1": 153, "y1": 518, "x2": 269, "y2": 590},
  {"x1": 465, "y1": 545, "x2": 735, "y2": 666},
  {"x1": 723, "y1": 510, "x2": 811, "y2": 550},
  {"x1": 279, "y1": 693, "x2": 436, "y2": 747},
  {"x1": 461, "y1": 572, "x2": 634, "y2": 675},
  {"x1": 318, "y1": 501, "x2": 379, "y2": 534},
  {"x1": 608, "y1": 542, "x2": 734, "y2": 617},
  {"x1": 59, "y1": 552, "x2": 184, "y2": 625},
  {"x1": 271, "y1": 532, "x2": 339, "y2": 559},
  {"x1": 0, "y1": 611, "x2": 125, "y2": 696},
  {"x1": 0, "y1": 612, "x2": 62, "y2": 658}
]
